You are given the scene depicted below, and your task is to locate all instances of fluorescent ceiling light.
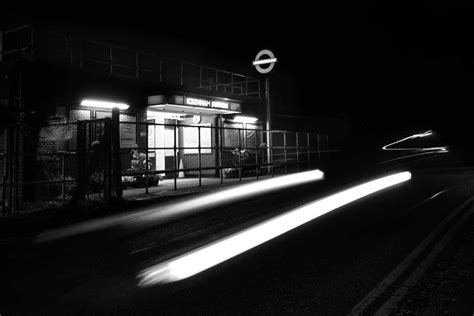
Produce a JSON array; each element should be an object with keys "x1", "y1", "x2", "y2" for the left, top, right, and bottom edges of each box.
[
  {"x1": 137, "y1": 171, "x2": 412, "y2": 286},
  {"x1": 80, "y1": 99, "x2": 129, "y2": 110},
  {"x1": 233, "y1": 116, "x2": 258, "y2": 123}
]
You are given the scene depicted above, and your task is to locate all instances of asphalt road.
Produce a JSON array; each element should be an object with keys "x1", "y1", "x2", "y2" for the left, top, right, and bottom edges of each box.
[{"x1": 2, "y1": 167, "x2": 474, "y2": 315}]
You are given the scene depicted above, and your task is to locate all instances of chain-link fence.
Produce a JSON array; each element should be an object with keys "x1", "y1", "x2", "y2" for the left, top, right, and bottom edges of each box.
[{"x1": 1, "y1": 122, "x2": 78, "y2": 214}]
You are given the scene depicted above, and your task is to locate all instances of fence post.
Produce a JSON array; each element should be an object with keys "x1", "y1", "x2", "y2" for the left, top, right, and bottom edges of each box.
[
  {"x1": 296, "y1": 132, "x2": 300, "y2": 172},
  {"x1": 103, "y1": 118, "x2": 112, "y2": 201},
  {"x1": 283, "y1": 131, "x2": 287, "y2": 174},
  {"x1": 74, "y1": 121, "x2": 86, "y2": 202},
  {"x1": 173, "y1": 123, "x2": 177, "y2": 190},
  {"x1": 198, "y1": 126, "x2": 202, "y2": 187},
  {"x1": 111, "y1": 108, "x2": 122, "y2": 199},
  {"x1": 307, "y1": 133, "x2": 311, "y2": 169},
  {"x1": 238, "y1": 128, "x2": 242, "y2": 181},
  {"x1": 255, "y1": 130, "x2": 259, "y2": 180},
  {"x1": 61, "y1": 154, "x2": 66, "y2": 205},
  {"x1": 145, "y1": 122, "x2": 149, "y2": 194}
]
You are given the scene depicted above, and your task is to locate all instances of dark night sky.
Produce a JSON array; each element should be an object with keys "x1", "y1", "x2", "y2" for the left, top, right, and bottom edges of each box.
[{"x1": 3, "y1": 1, "x2": 474, "y2": 138}]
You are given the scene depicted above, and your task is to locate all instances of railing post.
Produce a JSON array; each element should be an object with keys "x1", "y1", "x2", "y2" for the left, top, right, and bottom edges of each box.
[
  {"x1": 103, "y1": 119, "x2": 112, "y2": 201},
  {"x1": 317, "y1": 133, "x2": 321, "y2": 161},
  {"x1": 198, "y1": 126, "x2": 202, "y2": 187},
  {"x1": 159, "y1": 59, "x2": 163, "y2": 82},
  {"x1": 145, "y1": 122, "x2": 149, "y2": 194},
  {"x1": 238, "y1": 128, "x2": 242, "y2": 181},
  {"x1": 199, "y1": 65, "x2": 203, "y2": 89},
  {"x1": 61, "y1": 154, "x2": 66, "y2": 205},
  {"x1": 307, "y1": 132, "x2": 311, "y2": 169},
  {"x1": 111, "y1": 108, "x2": 122, "y2": 199},
  {"x1": 135, "y1": 53, "x2": 139, "y2": 79},
  {"x1": 173, "y1": 123, "x2": 177, "y2": 190},
  {"x1": 255, "y1": 129, "x2": 259, "y2": 180},
  {"x1": 74, "y1": 121, "x2": 86, "y2": 202},
  {"x1": 109, "y1": 47, "x2": 113, "y2": 75},
  {"x1": 219, "y1": 125, "x2": 223, "y2": 184},
  {"x1": 296, "y1": 132, "x2": 300, "y2": 172},
  {"x1": 283, "y1": 131, "x2": 287, "y2": 174}
]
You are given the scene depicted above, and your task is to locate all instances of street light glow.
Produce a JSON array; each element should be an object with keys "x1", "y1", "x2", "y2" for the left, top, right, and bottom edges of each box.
[{"x1": 137, "y1": 171, "x2": 412, "y2": 286}]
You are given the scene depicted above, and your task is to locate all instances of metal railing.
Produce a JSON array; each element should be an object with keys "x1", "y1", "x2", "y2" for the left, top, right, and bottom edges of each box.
[
  {"x1": 0, "y1": 118, "x2": 329, "y2": 214},
  {"x1": 119, "y1": 121, "x2": 329, "y2": 194},
  {"x1": 1, "y1": 25, "x2": 261, "y2": 98}
]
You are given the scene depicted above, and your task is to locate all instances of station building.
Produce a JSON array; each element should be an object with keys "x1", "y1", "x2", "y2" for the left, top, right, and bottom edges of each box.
[{"x1": 0, "y1": 22, "x2": 326, "y2": 212}]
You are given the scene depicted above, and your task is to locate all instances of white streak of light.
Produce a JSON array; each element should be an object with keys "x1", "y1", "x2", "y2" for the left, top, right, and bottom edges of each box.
[
  {"x1": 137, "y1": 171, "x2": 412, "y2": 286},
  {"x1": 382, "y1": 130, "x2": 447, "y2": 151},
  {"x1": 35, "y1": 170, "x2": 325, "y2": 243}
]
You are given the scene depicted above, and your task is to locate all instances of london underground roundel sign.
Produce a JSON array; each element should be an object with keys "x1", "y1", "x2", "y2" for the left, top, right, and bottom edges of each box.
[{"x1": 253, "y1": 49, "x2": 277, "y2": 74}]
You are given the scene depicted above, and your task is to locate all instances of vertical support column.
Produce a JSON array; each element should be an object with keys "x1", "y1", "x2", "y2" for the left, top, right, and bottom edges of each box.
[{"x1": 111, "y1": 108, "x2": 122, "y2": 199}]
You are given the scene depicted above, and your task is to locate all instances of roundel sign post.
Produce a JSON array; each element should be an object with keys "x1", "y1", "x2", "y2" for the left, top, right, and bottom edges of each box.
[
  {"x1": 253, "y1": 49, "x2": 277, "y2": 170},
  {"x1": 253, "y1": 49, "x2": 277, "y2": 74}
]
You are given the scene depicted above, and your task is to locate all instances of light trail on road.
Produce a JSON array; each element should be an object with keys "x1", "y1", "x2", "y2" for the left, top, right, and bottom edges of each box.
[
  {"x1": 35, "y1": 170, "x2": 325, "y2": 243},
  {"x1": 137, "y1": 171, "x2": 412, "y2": 286}
]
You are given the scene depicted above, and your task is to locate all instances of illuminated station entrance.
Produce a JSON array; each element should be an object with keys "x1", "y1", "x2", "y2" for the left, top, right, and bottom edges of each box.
[{"x1": 146, "y1": 94, "x2": 260, "y2": 178}]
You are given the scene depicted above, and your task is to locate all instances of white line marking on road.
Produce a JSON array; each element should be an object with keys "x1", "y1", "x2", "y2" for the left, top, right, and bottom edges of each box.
[
  {"x1": 375, "y1": 205, "x2": 474, "y2": 315},
  {"x1": 349, "y1": 194, "x2": 474, "y2": 316}
]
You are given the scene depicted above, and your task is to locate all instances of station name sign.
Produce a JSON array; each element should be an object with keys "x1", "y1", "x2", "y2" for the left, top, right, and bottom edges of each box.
[{"x1": 185, "y1": 97, "x2": 229, "y2": 110}]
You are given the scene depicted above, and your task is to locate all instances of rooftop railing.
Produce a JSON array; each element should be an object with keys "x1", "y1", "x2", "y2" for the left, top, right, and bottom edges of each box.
[{"x1": 0, "y1": 25, "x2": 261, "y2": 98}]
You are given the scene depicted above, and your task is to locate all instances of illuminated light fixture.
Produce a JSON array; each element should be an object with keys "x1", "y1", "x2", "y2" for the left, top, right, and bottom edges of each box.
[
  {"x1": 80, "y1": 99, "x2": 129, "y2": 110},
  {"x1": 146, "y1": 111, "x2": 186, "y2": 120},
  {"x1": 35, "y1": 169, "x2": 325, "y2": 243},
  {"x1": 382, "y1": 130, "x2": 447, "y2": 152},
  {"x1": 137, "y1": 171, "x2": 412, "y2": 286},
  {"x1": 233, "y1": 116, "x2": 259, "y2": 123}
]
